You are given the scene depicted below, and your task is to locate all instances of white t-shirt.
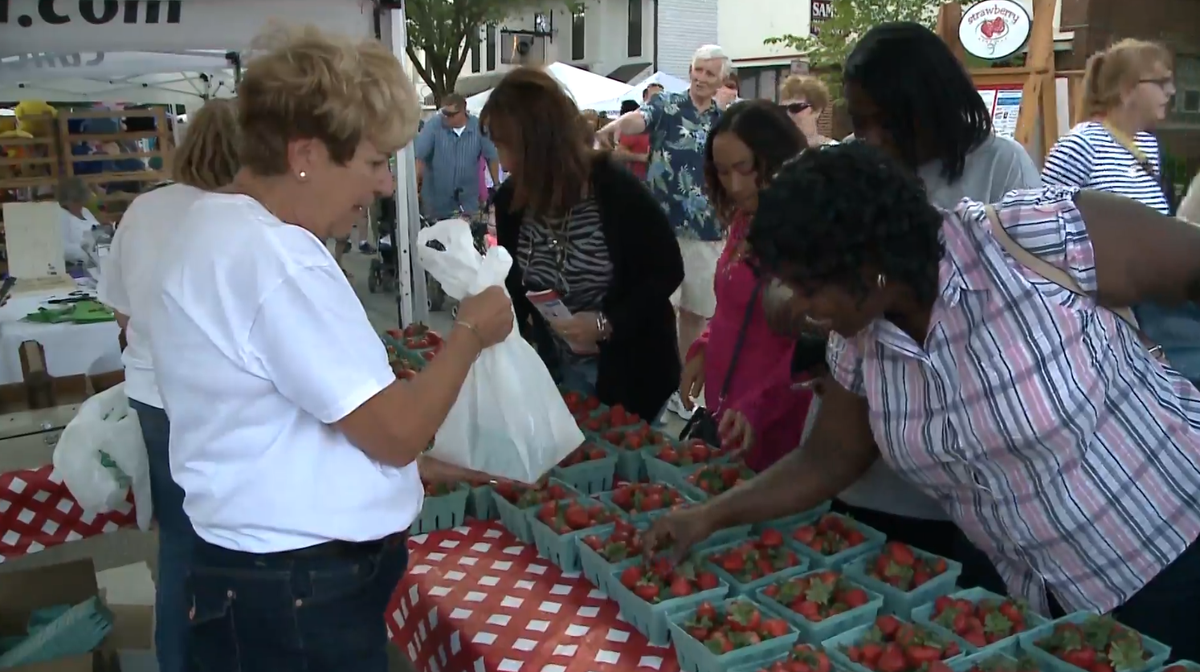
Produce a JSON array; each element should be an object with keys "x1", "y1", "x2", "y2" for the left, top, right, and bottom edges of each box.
[
  {"x1": 98, "y1": 184, "x2": 205, "y2": 408},
  {"x1": 60, "y1": 207, "x2": 99, "y2": 263},
  {"x1": 147, "y1": 193, "x2": 422, "y2": 553}
]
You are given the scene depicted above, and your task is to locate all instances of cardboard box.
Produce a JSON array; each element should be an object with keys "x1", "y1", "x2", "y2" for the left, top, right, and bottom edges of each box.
[{"x1": 0, "y1": 559, "x2": 153, "y2": 671}]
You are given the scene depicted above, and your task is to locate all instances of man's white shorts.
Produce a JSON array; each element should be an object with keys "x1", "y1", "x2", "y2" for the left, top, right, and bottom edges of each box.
[{"x1": 670, "y1": 238, "x2": 724, "y2": 318}]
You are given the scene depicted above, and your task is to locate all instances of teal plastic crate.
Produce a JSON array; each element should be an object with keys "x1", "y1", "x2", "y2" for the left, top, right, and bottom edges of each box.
[
  {"x1": 697, "y1": 538, "x2": 812, "y2": 596},
  {"x1": 843, "y1": 546, "x2": 963, "y2": 617},
  {"x1": 596, "y1": 484, "x2": 694, "y2": 524},
  {"x1": 911, "y1": 587, "x2": 1049, "y2": 659},
  {"x1": 575, "y1": 521, "x2": 647, "y2": 593},
  {"x1": 410, "y1": 483, "x2": 470, "y2": 534},
  {"x1": 949, "y1": 647, "x2": 1022, "y2": 672},
  {"x1": 603, "y1": 441, "x2": 646, "y2": 482},
  {"x1": 607, "y1": 565, "x2": 730, "y2": 645},
  {"x1": 766, "y1": 511, "x2": 886, "y2": 570},
  {"x1": 526, "y1": 497, "x2": 623, "y2": 572},
  {"x1": 644, "y1": 455, "x2": 704, "y2": 490},
  {"x1": 467, "y1": 484, "x2": 495, "y2": 520},
  {"x1": 1016, "y1": 612, "x2": 1171, "y2": 672},
  {"x1": 753, "y1": 501, "x2": 834, "y2": 533},
  {"x1": 822, "y1": 619, "x2": 969, "y2": 672},
  {"x1": 726, "y1": 646, "x2": 827, "y2": 672},
  {"x1": 550, "y1": 448, "x2": 618, "y2": 494},
  {"x1": 754, "y1": 570, "x2": 884, "y2": 643},
  {"x1": 667, "y1": 597, "x2": 800, "y2": 672},
  {"x1": 1147, "y1": 663, "x2": 1200, "y2": 672},
  {"x1": 491, "y1": 478, "x2": 581, "y2": 544}
]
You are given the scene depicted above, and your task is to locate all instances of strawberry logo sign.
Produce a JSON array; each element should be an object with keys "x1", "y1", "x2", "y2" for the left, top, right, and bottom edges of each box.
[{"x1": 958, "y1": 0, "x2": 1031, "y2": 61}]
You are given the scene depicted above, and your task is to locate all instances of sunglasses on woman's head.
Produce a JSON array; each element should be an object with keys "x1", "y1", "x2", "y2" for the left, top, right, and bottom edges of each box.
[{"x1": 782, "y1": 102, "x2": 812, "y2": 115}]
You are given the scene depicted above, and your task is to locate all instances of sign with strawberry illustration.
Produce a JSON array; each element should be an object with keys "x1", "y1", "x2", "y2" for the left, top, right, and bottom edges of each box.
[{"x1": 958, "y1": 0, "x2": 1031, "y2": 60}]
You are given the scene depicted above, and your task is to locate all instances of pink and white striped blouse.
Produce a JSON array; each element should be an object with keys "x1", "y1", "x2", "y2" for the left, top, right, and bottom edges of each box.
[{"x1": 827, "y1": 186, "x2": 1200, "y2": 615}]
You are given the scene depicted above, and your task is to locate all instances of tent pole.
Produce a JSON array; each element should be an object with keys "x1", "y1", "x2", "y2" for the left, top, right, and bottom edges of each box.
[{"x1": 387, "y1": 3, "x2": 425, "y2": 327}]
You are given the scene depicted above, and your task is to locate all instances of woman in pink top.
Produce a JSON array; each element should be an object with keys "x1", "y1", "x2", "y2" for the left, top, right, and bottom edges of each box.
[{"x1": 681, "y1": 100, "x2": 814, "y2": 470}]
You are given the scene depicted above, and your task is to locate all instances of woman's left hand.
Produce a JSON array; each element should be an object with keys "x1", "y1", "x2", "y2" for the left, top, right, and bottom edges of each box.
[
  {"x1": 418, "y1": 454, "x2": 497, "y2": 485},
  {"x1": 719, "y1": 409, "x2": 755, "y2": 452},
  {"x1": 549, "y1": 311, "x2": 602, "y2": 353}
]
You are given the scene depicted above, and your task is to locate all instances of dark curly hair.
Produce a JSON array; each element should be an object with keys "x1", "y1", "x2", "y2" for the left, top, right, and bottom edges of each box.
[
  {"x1": 747, "y1": 142, "x2": 946, "y2": 303},
  {"x1": 703, "y1": 99, "x2": 806, "y2": 223}
]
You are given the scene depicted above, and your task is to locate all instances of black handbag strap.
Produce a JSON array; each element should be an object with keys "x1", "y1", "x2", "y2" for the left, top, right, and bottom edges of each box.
[{"x1": 716, "y1": 281, "x2": 763, "y2": 400}]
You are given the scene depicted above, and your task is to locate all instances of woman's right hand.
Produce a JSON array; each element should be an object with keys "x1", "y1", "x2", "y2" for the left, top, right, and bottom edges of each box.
[
  {"x1": 456, "y1": 286, "x2": 514, "y2": 348},
  {"x1": 680, "y1": 348, "x2": 706, "y2": 411},
  {"x1": 642, "y1": 504, "x2": 717, "y2": 563}
]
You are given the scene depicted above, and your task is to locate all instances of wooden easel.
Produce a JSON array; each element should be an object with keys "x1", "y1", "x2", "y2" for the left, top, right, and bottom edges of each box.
[{"x1": 935, "y1": 0, "x2": 1059, "y2": 162}]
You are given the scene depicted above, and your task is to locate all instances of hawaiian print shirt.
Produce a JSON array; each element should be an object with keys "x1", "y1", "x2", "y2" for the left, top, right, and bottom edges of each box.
[{"x1": 640, "y1": 91, "x2": 722, "y2": 241}]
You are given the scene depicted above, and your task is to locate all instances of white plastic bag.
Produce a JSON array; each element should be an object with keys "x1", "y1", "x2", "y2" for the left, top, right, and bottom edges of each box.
[
  {"x1": 417, "y1": 218, "x2": 584, "y2": 483},
  {"x1": 52, "y1": 383, "x2": 153, "y2": 531}
]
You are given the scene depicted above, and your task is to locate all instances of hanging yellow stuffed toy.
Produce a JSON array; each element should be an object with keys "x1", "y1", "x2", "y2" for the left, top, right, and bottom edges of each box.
[{"x1": 14, "y1": 100, "x2": 57, "y2": 137}]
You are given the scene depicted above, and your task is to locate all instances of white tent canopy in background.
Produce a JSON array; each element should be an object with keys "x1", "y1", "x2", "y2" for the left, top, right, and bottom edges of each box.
[
  {"x1": 466, "y1": 62, "x2": 631, "y2": 114},
  {"x1": 0, "y1": 51, "x2": 237, "y2": 105},
  {"x1": 589, "y1": 70, "x2": 689, "y2": 115}
]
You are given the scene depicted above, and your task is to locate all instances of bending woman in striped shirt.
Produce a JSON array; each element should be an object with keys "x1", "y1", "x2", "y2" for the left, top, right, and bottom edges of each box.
[{"x1": 646, "y1": 142, "x2": 1200, "y2": 661}]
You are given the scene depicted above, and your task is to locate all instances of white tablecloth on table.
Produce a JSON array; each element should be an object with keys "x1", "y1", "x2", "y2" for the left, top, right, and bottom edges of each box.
[{"x1": 0, "y1": 289, "x2": 121, "y2": 386}]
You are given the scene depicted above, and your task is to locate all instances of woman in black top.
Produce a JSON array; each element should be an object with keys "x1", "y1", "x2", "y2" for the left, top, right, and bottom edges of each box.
[{"x1": 485, "y1": 68, "x2": 684, "y2": 422}]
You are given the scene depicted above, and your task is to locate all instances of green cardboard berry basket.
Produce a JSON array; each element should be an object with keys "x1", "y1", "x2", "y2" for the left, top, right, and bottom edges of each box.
[
  {"x1": 948, "y1": 646, "x2": 1021, "y2": 672},
  {"x1": 1016, "y1": 612, "x2": 1170, "y2": 672},
  {"x1": 696, "y1": 538, "x2": 813, "y2": 596},
  {"x1": 822, "y1": 619, "x2": 970, "y2": 672},
  {"x1": 607, "y1": 566, "x2": 730, "y2": 646},
  {"x1": 667, "y1": 596, "x2": 801, "y2": 672},
  {"x1": 725, "y1": 647, "x2": 836, "y2": 672},
  {"x1": 549, "y1": 447, "x2": 619, "y2": 495},
  {"x1": 574, "y1": 521, "x2": 647, "y2": 593},
  {"x1": 410, "y1": 483, "x2": 470, "y2": 535},
  {"x1": 467, "y1": 484, "x2": 495, "y2": 520},
  {"x1": 763, "y1": 510, "x2": 886, "y2": 570},
  {"x1": 644, "y1": 455, "x2": 704, "y2": 490},
  {"x1": 491, "y1": 478, "x2": 582, "y2": 545},
  {"x1": 526, "y1": 497, "x2": 624, "y2": 572},
  {"x1": 842, "y1": 547, "x2": 963, "y2": 618},
  {"x1": 911, "y1": 587, "x2": 1050, "y2": 660},
  {"x1": 596, "y1": 484, "x2": 695, "y2": 525},
  {"x1": 754, "y1": 569, "x2": 884, "y2": 643}
]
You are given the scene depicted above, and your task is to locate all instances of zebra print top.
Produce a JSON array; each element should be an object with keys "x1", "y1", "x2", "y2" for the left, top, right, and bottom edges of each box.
[{"x1": 517, "y1": 198, "x2": 613, "y2": 355}]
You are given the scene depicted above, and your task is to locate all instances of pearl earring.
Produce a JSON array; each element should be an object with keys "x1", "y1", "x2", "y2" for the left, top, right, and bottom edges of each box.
[
  {"x1": 876, "y1": 273, "x2": 887, "y2": 288},
  {"x1": 298, "y1": 171, "x2": 307, "y2": 179}
]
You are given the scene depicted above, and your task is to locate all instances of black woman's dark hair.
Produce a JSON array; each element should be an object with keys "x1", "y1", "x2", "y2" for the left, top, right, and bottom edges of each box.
[
  {"x1": 747, "y1": 142, "x2": 946, "y2": 303},
  {"x1": 844, "y1": 21, "x2": 992, "y2": 182},
  {"x1": 703, "y1": 99, "x2": 807, "y2": 223},
  {"x1": 619, "y1": 99, "x2": 641, "y2": 115}
]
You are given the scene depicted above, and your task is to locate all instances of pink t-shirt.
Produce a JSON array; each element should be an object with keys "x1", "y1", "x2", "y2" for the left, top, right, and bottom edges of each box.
[{"x1": 690, "y1": 211, "x2": 814, "y2": 470}]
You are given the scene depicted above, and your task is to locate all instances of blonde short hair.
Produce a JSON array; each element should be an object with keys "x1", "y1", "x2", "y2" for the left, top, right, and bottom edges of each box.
[
  {"x1": 237, "y1": 23, "x2": 421, "y2": 176},
  {"x1": 1081, "y1": 39, "x2": 1172, "y2": 117},
  {"x1": 780, "y1": 75, "x2": 830, "y2": 113},
  {"x1": 173, "y1": 99, "x2": 239, "y2": 191}
]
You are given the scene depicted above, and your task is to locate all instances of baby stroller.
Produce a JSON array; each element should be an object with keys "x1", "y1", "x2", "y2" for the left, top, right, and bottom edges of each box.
[{"x1": 367, "y1": 196, "x2": 400, "y2": 295}]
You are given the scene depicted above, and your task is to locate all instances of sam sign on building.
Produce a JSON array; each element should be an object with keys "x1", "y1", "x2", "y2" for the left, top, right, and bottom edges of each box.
[{"x1": 958, "y1": 0, "x2": 1032, "y2": 61}]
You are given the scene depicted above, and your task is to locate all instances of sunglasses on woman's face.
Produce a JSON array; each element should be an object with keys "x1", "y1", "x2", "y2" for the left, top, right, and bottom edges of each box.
[{"x1": 782, "y1": 102, "x2": 812, "y2": 115}]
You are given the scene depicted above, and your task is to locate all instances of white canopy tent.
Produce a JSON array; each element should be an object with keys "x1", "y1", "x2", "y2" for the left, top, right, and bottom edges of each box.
[
  {"x1": 466, "y1": 62, "x2": 632, "y2": 114},
  {"x1": 589, "y1": 71, "x2": 689, "y2": 114},
  {"x1": 0, "y1": 51, "x2": 237, "y2": 105}
]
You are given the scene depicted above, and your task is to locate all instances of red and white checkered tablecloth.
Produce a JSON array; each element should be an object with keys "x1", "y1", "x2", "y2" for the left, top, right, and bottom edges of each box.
[
  {"x1": 0, "y1": 465, "x2": 136, "y2": 563},
  {"x1": 387, "y1": 521, "x2": 681, "y2": 672}
]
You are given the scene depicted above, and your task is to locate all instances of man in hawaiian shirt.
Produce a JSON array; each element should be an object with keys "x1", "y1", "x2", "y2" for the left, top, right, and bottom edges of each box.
[{"x1": 598, "y1": 45, "x2": 733, "y2": 419}]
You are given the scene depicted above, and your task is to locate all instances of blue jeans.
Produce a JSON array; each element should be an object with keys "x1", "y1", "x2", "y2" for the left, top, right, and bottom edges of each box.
[
  {"x1": 130, "y1": 399, "x2": 195, "y2": 672},
  {"x1": 187, "y1": 534, "x2": 410, "y2": 672}
]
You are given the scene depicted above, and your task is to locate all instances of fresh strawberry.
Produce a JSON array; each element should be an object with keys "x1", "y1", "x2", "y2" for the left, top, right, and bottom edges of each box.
[
  {"x1": 791, "y1": 513, "x2": 870, "y2": 556},
  {"x1": 750, "y1": 644, "x2": 834, "y2": 672},
  {"x1": 704, "y1": 531, "x2": 803, "y2": 584},
  {"x1": 621, "y1": 556, "x2": 721, "y2": 605},
  {"x1": 607, "y1": 482, "x2": 686, "y2": 515},
  {"x1": 421, "y1": 481, "x2": 457, "y2": 497},
  {"x1": 833, "y1": 616, "x2": 958, "y2": 672},
  {"x1": 930, "y1": 593, "x2": 1034, "y2": 646},
  {"x1": 499, "y1": 480, "x2": 572, "y2": 508},
  {"x1": 681, "y1": 599, "x2": 791, "y2": 655},
  {"x1": 1035, "y1": 616, "x2": 1149, "y2": 672},
  {"x1": 535, "y1": 499, "x2": 618, "y2": 534},
  {"x1": 584, "y1": 519, "x2": 645, "y2": 562},
  {"x1": 686, "y1": 462, "x2": 756, "y2": 496},
  {"x1": 765, "y1": 570, "x2": 875, "y2": 623},
  {"x1": 557, "y1": 441, "x2": 611, "y2": 467},
  {"x1": 863, "y1": 543, "x2": 949, "y2": 592}
]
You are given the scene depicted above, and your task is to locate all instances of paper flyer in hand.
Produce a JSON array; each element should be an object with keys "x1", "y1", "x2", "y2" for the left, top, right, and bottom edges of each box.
[{"x1": 526, "y1": 289, "x2": 597, "y2": 355}]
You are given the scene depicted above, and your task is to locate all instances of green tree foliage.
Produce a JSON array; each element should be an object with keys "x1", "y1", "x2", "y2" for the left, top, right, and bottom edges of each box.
[{"x1": 765, "y1": 0, "x2": 955, "y2": 69}]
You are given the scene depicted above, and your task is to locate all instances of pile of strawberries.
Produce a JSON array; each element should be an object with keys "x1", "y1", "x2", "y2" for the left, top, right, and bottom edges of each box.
[
  {"x1": 652, "y1": 438, "x2": 730, "y2": 466},
  {"x1": 608, "y1": 482, "x2": 687, "y2": 514},
  {"x1": 962, "y1": 654, "x2": 1043, "y2": 672},
  {"x1": 839, "y1": 615, "x2": 960, "y2": 672},
  {"x1": 862, "y1": 542, "x2": 950, "y2": 592},
  {"x1": 581, "y1": 519, "x2": 644, "y2": 562},
  {"x1": 686, "y1": 462, "x2": 756, "y2": 496},
  {"x1": 422, "y1": 482, "x2": 460, "y2": 497},
  {"x1": 750, "y1": 644, "x2": 833, "y2": 672},
  {"x1": 388, "y1": 324, "x2": 443, "y2": 360},
  {"x1": 494, "y1": 481, "x2": 574, "y2": 509},
  {"x1": 705, "y1": 529, "x2": 803, "y2": 584},
  {"x1": 792, "y1": 513, "x2": 872, "y2": 557},
  {"x1": 618, "y1": 556, "x2": 720, "y2": 603},
  {"x1": 581, "y1": 404, "x2": 642, "y2": 432},
  {"x1": 1033, "y1": 615, "x2": 1152, "y2": 672},
  {"x1": 679, "y1": 600, "x2": 792, "y2": 655},
  {"x1": 928, "y1": 594, "x2": 1034, "y2": 647},
  {"x1": 561, "y1": 389, "x2": 603, "y2": 419},
  {"x1": 557, "y1": 441, "x2": 611, "y2": 467},
  {"x1": 535, "y1": 500, "x2": 618, "y2": 534},
  {"x1": 762, "y1": 569, "x2": 873, "y2": 622},
  {"x1": 601, "y1": 424, "x2": 672, "y2": 451}
]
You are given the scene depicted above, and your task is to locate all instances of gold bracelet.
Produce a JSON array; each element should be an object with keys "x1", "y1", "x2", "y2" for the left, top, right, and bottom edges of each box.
[{"x1": 454, "y1": 320, "x2": 484, "y2": 349}]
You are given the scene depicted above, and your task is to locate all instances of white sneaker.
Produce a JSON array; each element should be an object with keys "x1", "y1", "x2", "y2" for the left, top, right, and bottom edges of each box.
[{"x1": 667, "y1": 392, "x2": 695, "y2": 420}]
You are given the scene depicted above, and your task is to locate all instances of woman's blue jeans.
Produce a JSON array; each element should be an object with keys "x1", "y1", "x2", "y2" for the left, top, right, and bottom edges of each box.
[{"x1": 130, "y1": 399, "x2": 195, "y2": 672}]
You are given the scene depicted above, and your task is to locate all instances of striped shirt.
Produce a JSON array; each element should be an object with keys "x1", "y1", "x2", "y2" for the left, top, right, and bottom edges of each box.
[
  {"x1": 414, "y1": 114, "x2": 498, "y2": 219},
  {"x1": 1042, "y1": 121, "x2": 1169, "y2": 215},
  {"x1": 827, "y1": 186, "x2": 1200, "y2": 616}
]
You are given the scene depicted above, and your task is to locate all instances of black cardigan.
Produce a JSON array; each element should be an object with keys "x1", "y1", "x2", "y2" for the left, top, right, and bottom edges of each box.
[{"x1": 494, "y1": 155, "x2": 684, "y2": 421}]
